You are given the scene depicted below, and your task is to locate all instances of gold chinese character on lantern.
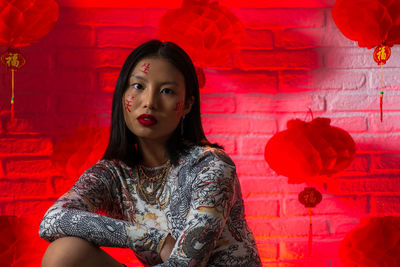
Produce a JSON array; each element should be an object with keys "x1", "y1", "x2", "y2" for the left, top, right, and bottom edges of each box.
[
  {"x1": 1, "y1": 49, "x2": 26, "y2": 70},
  {"x1": 373, "y1": 45, "x2": 391, "y2": 65},
  {"x1": 6, "y1": 53, "x2": 20, "y2": 68}
]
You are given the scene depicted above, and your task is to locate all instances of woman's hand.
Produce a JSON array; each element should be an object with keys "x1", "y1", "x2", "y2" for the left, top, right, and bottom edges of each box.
[{"x1": 160, "y1": 234, "x2": 176, "y2": 262}]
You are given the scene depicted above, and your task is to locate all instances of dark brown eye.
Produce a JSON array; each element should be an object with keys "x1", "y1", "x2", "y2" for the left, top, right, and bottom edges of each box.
[
  {"x1": 161, "y1": 88, "x2": 173, "y2": 94},
  {"x1": 132, "y1": 83, "x2": 144, "y2": 90}
]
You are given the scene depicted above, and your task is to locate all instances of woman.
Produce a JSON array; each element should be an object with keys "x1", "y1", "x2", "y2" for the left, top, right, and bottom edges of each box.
[{"x1": 39, "y1": 40, "x2": 261, "y2": 266}]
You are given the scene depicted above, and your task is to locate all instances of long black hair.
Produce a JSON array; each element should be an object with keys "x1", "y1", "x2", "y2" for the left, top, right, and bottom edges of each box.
[{"x1": 102, "y1": 40, "x2": 221, "y2": 166}]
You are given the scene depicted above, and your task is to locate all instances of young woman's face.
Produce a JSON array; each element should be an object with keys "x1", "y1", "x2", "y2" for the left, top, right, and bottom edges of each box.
[{"x1": 123, "y1": 57, "x2": 192, "y2": 144}]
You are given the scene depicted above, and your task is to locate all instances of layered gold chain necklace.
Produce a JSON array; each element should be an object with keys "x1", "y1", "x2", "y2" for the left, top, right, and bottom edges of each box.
[{"x1": 136, "y1": 160, "x2": 171, "y2": 205}]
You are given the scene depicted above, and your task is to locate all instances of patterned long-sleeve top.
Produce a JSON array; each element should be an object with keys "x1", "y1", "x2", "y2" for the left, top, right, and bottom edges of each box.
[{"x1": 39, "y1": 145, "x2": 261, "y2": 266}]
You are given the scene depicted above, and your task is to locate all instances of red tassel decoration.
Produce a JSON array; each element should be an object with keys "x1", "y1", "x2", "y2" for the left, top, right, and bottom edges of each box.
[{"x1": 373, "y1": 45, "x2": 391, "y2": 122}]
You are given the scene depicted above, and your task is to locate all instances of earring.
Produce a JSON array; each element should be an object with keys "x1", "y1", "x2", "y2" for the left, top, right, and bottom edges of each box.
[{"x1": 181, "y1": 115, "x2": 185, "y2": 136}]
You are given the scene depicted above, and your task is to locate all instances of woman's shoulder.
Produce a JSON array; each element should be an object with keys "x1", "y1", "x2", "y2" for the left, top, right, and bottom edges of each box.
[
  {"x1": 84, "y1": 158, "x2": 131, "y2": 177},
  {"x1": 185, "y1": 145, "x2": 236, "y2": 167},
  {"x1": 89, "y1": 158, "x2": 119, "y2": 170}
]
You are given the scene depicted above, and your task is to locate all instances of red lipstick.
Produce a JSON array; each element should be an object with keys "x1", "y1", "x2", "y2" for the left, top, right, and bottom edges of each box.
[{"x1": 137, "y1": 114, "x2": 157, "y2": 127}]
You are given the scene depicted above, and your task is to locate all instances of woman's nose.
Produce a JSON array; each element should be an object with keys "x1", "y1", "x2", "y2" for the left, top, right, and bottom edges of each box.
[{"x1": 143, "y1": 88, "x2": 157, "y2": 109}]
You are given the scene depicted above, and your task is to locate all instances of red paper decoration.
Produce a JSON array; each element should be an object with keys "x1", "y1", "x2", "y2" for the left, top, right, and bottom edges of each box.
[
  {"x1": 264, "y1": 117, "x2": 356, "y2": 184},
  {"x1": 0, "y1": 0, "x2": 59, "y2": 48},
  {"x1": 332, "y1": 0, "x2": 400, "y2": 49},
  {"x1": 298, "y1": 187, "x2": 322, "y2": 208},
  {"x1": 373, "y1": 44, "x2": 391, "y2": 65},
  {"x1": 298, "y1": 187, "x2": 323, "y2": 254},
  {"x1": 0, "y1": 48, "x2": 25, "y2": 70},
  {"x1": 265, "y1": 117, "x2": 356, "y2": 255},
  {"x1": 0, "y1": 48, "x2": 26, "y2": 118},
  {"x1": 52, "y1": 126, "x2": 110, "y2": 180},
  {"x1": 0, "y1": 0, "x2": 59, "y2": 120},
  {"x1": 332, "y1": 0, "x2": 400, "y2": 121},
  {"x1": 339, "y1": 216, "x2": 400, "y2": 266},
  {"x1": 158, "y1": 0, "x2": 244, "y2": 68}
]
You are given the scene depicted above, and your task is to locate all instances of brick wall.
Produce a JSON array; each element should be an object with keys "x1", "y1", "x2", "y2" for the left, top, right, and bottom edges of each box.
[{"x1": 1, "y1": 0, "x2": 400, "y2": 266}]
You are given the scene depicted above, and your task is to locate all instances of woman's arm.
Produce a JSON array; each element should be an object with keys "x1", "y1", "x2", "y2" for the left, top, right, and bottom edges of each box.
[
  {"x1": 157, "y1": 150, "x2": 237, "y2": 266},
  {"x1": 39, "y1": 160, "x2": 168, "y2": 254}
]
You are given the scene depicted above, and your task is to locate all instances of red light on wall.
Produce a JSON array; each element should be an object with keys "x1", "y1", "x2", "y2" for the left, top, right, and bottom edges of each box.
[{"x1": 56, "y1": 0, "x2": 182, "y2": 8}]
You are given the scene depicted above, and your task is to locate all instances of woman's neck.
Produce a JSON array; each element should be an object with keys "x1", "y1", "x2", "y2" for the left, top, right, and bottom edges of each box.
[{"x1": 137, "y1": 138, "x2": 168, "y2": 167}]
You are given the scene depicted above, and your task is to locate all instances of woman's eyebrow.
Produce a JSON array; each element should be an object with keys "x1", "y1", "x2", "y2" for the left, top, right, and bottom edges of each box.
[
  {"x1": 131, "y1": 74, "x2": 179, "y2": 86},
  {"x1": 160, "y1": 81, "x2": 178, "y2": 86},
  {"x1": 130, "y1": 74, "x2": 147, "y2": 81}
]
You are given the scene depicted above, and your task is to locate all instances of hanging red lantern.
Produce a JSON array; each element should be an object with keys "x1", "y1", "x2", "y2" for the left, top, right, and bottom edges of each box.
[
  {"x1": 0, "y1": 48, "x2": 26, "y2": 120},
  {"x1": 332, "y1": 0, "x2": 395, "y2": 49},
  {"x1": 265, "y1": 117, "x2": 356, "y2": 184},
  {"x1": 309, "y1": 118, "x2": 356, "y2": 176},
  {"x1": 339, "y1": 216, "x2": 400, "y2": 266},
  {"x1": 0, "y1": 48, "x2": 26, "y2": 70},
  {"x1": 0, "y1": 0, "x2": 59, "y2": 48},
  {"x1": 264, "y1": 119, "x2": 323, "y2": 183},
  {"x1": 265, "y1": 117, "x2": 356, "y2": 255},
  {"x1": 158, "y1": 0, "x2": 244, "y2": 89},
  {"x1": 298, "y1": 187, "x2": 323, "y2": 254},
  {"x1": 298, "y1": 187, "x2": 322, "y2": 208},
  {"x1": 332, "y1": 0, "x2": 400, "y2": 121},
  {"x1": 0, "y1": 0, "x2": 59, "y2": 120},
  {"x1": 372, "y1": 43, "x2": 392, "y2": 121},
  {"x1": 158, "y1": 0, "x2": 244, "y2": 67},
  {"x1": 373, "y1": 44, "x2": 391, "y2": 65}
]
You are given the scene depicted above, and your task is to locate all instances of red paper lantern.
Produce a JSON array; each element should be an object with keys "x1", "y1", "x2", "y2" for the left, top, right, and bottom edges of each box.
[
  {"x1": 298, "y1": 187, "x2": 322, "y2": 208},
  {"x1": 332, "y1": 0, "x2": 400, "y2": 121},
  {"x1": 264, "y1": 117, "x2": 356, "y2": 184},
  {"x1": 339, "y1": 216, "x2": 400, "y2": 266},
  {"x1": 265, "y1": 117, "x2": 355, "y2": 254},
  {"x1": 0, "y1": 48, "x2": 25, "y2": 70},
  {"x1": 373, "y1": 44, "x2": 391, "y2": 65},
  {"x1": 0, "y1": 0, "x2": 59, "y2": 48},
  {"x1": 309, "y1": 118, "x2": 356, "y2": 175},
  {"x1": 158, "y1": 0, "x2": 244, "y2": 68},
  {"x1": 52, "y1": 126, "x2": 110, "y2": 180},
  {"x1": 264, "y1": 119, "x2": 323, "y2": 183},
  {"x1": 298, "y1": 186, "x2": 323, "y2": 254},
  {"x1": 332, "y1": 0, "x2": 400, "y2": 49},
  {"x1": 0, "y1": 0, "x2": 59, "y2": 120}
]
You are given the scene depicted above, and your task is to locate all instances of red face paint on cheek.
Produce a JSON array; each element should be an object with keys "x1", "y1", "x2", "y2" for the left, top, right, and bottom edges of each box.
[
  {"x1": 125, "y1": 98, "x2": 134, "y2": 112},
  {"x1": 140, "y1": 63, "x2": 150, "y2": 74},
  {"x1": 175, "y1": 101, "x2": 184, "y2": 118}
]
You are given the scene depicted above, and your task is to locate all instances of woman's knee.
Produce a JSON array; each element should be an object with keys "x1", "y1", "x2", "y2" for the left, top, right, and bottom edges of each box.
[{"x1": 41, "y1": 236, "x2": 99, "y2": 267}]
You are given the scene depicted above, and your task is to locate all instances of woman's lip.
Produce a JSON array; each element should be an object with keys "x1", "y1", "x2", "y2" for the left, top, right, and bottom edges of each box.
[{"x1": 137, "y1": 114, "x2": 157, "y2": 126}]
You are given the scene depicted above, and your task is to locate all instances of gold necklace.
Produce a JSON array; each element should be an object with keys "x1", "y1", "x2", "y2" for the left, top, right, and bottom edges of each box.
[{"x1": 136, "y1": 160, "x2": 171, "y2": 205}]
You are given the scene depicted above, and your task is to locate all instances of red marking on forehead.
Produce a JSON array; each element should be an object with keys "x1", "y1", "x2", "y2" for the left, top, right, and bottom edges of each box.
[{"x1": 140, "y1": 63, "x2": 150, "y2": 74}]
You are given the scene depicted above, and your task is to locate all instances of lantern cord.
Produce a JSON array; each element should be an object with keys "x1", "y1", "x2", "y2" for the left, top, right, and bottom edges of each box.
[
  {"x1": 308, "y1": 207, "x2": 313, "y2": 255},
  {"x1": 380, "y1": 64, "x2": 383, "y2": 122},
  {"x1": 304, "y1": 108, "x2": 314, "y2": 122},
  {"x1": 11, "y1": 69, "x2": 15, "y2": 121}
]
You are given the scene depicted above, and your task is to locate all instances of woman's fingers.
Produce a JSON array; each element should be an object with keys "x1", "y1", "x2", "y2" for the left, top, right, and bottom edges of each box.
[{"x1": 160, "y1": 234, "x2": 176, "y2": 262}]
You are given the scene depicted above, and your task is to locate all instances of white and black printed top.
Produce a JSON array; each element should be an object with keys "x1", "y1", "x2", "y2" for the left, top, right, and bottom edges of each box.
[{"x1": 39, "y1": 145, "x2": 261, "y2": 266}]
